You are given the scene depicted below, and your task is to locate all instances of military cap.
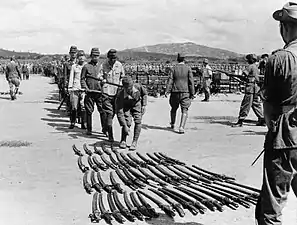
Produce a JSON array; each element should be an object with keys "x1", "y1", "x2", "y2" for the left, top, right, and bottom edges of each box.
[
  {"x1": 107, "y1": 49, "x2": 117, "y2": 59},
  {"x1": 122, "y1": 76, "x2": 133, "y2": 86},
  {"x1": 261, "y1": 53, "x2": 269, "y2": 58},
  {"x1": 273, "y1": 2, "x2": 297, "y2": 23},
  {"x1": 69, "y1": 46, "x2": 78, "y2": 53},
  {"x1": 246, "y1": 54, "x2": 257, "y2": 62},
  {"x1": 90, "y1": 47, "x2": 100, "y2": 56},
  {"x1": 77, "y1": 50, "x2": 85, "y2": 57}
]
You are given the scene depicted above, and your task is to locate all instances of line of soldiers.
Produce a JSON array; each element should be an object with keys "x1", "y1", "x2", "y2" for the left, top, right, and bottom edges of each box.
[{"x1": 61, "y1": 46, "x2": 147, "y2": 151}]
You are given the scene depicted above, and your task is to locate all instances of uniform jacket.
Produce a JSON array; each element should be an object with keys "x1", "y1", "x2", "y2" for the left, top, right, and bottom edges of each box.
[
  {"x1": 80, "y1": 61, "x2": 101, "y2": 91},
  {"x1": 243, "y1": 64, "x2": 260, "y2": 94},
  {"x1": 116, "y1": 83, "x2": 147, "y2": 126},
  {"x1": 99, "y1": 60, "x2": 125, "y2": 96},
  {"x1": 260, "y1": 39, "x2": 297, "y2": 149},
  {"x1": 202, "y1": 64, "x2": 212, "y2": 79},
  {"x1": 6, "y1": 61, "x2": 21, "y2": 80},
  {"x1": 165, "y1": 62, "x2": 195, "y2": 96},
  {"x1": 68, "y1": 62, "x2": 86, "y2": 90},
  {"x1": 63, "y1": 59, "x2": 76, "y2": 86}
]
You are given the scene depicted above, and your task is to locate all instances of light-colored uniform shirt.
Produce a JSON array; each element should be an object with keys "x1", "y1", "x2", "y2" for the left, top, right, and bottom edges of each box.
[
  {"x1": 68, "y1": 62, "x2": 86, "y2": 90},
  {"x1": 99, "y1": 60, "x2": 125, "y2": 96},
  {"x1": 202, "y1": 64, "x2": 212, "y2": 78}
]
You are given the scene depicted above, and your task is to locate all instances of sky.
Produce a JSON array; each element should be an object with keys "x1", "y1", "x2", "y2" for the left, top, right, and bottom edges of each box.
[{"x1": 0, "y1": 0, "x2": 290, "y2": 54}]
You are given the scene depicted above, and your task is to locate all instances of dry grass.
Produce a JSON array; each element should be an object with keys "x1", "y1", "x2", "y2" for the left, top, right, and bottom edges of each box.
[{"x1": 0, "y1": 140, "x2": 32, "y2": 147}]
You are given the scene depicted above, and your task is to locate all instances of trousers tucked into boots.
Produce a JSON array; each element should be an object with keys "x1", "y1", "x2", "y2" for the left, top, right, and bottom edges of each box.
[
  {"x1": 69, "y1": 110, "x2": 77, "y2": 129},
  {"x1": 179, "y1": 111, "x2": 188, "y2": 134},
  {"x1": 170, "y1": 111, "x2": 176, "y2": 128},
  {"x1": 80, "y1": 110, "x2": 86, "y2": 129},
  {"x1": 86, "y1": 113, "x2": 92, "y2": 134}
]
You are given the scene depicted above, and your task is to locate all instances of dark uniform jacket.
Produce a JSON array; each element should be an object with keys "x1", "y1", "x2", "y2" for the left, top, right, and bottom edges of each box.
[
  {"x1": 116, "y1": 83, "x2": 147, "y2": 126},
  {"x1": 6, "y1": 61, "x2": 21, "y2": 80},
  {"x1": 80, "y1": 61, "x2": 101, "y2": 91},
  {"x1": 63, "y1": 59, "x2": 76, "y2": 86},
  {"x1": 260, "y1": 39, "x2": 297, "y2": 149},
  {"x1": 165, "y1": 62, "x2": 195, "y2": 96}
]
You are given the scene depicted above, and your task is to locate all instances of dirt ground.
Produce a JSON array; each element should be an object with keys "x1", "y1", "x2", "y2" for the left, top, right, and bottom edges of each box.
[{"x1": 0, "y1": 74, "x2": 296, "y2": 225}]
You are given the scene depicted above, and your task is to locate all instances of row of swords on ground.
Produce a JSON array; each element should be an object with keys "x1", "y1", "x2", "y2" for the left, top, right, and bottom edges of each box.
[{"x1": 72, "y1": 143, "x2": 260, "y2": 224}]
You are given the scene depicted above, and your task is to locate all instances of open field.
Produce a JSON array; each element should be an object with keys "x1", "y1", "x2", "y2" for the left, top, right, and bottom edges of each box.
[{"x1": 0, "y1": 74, "x2": 296, "y2": 225}]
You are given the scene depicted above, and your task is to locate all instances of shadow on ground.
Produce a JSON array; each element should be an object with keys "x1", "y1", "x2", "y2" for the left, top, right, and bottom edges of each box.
[
  {"x1": 142, "y1": 123, "x2": 177, "y2": 133},
  {"x1": 146, "y1": 214, "x2": 204, "y2": 225},
  {"x1": 228, "y1": 130, "x2": 267, "y2": 136},
  {"x1": 191, "y1": 116, "x2": 259, "y2": 127}
]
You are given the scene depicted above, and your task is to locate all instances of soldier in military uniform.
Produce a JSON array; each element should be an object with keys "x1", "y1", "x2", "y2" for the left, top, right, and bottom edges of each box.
[
  {"x1": 63, "y1": 46, "x2": 78, "y2": 114},
  {"x1": 259, "y1": 54, "x2": 269, "y2": 75},
  {"x1": 99, "y1": 49, "x2": 125, "y2": 142},
  {"x1": 5, "y1": 56, "x2": 22, "y2": 100},
  {"x1": 80, "y1": 48, "x2": 106, "y2": 136},
  {"x1": 68, "y1": 50, "x2": 87, "y2": 129},
  {"x1": 201, "y1": 58, "x2": 212, "y2": 102},
  {"x1": 165, "y1": 53, "x2": 195, "y2": 134},
  {"x1": 116, "y1": 76, "x2": 147, "y2": 150},
  {"x1": 232, "y1": 54, "x2": 265, "y2": 127},
  {"x1": 256, "y1": 3, "x2": 297, "y2": 224}
]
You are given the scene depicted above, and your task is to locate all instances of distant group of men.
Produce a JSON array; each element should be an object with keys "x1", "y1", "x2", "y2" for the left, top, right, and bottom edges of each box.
[{"x1": 62, "y1": 46, "x2": 147, "y2": 151}]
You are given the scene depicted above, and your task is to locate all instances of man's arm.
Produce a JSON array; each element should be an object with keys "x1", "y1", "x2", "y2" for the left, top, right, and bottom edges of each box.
[
  {"x1": 80, "y1": 65, "x2": 88, "y2": 91},
  {"x1": 188, "y1": 67, "x2": 195, "y2": 98},
  {"x1": 68, "y1": 65, "x2": 75, "y2": 89},
  {"x1": 165, "y1": 68, "x2": 174, "y2": 94},
  {"x1": 140, "y1": 84, "x2": 148, "y2": 106},
  {"x1": 16, "y1": 65, "x2": 22, "y2": 79}
]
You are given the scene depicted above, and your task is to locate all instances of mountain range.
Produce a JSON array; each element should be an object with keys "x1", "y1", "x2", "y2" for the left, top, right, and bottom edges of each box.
[{"x1": 0, "y1": 42, "x2": 244, "y2": 62}]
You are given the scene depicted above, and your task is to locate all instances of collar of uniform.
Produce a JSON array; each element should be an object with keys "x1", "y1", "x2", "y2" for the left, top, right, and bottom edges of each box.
[{"x1": 284, "y1": 38, "x2": 297, "y2": 49}]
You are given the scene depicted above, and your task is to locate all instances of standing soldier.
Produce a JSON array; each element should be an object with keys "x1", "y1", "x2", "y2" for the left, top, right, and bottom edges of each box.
[
  {"x1": 256, "y1": 2, "x2": 297, "y2": 224},
  {"x1": 80, "y1": 47, "x2": 106, "y2": 136},
  {"x1": 63, "y1": 46, "x2": 78, "y2": 114},
  {"x1": 165, "y1": 53, "x2": 195, "y2": 134},
  {"x1": 116, "y1": 76, "x2": 147, "y2": 150},
  {"x1": 99, "y1": 49, "x2": 125, "y2": 142},
  {"x1": 232, "y1": 54, "x2": 265, "y2": 127},
  {"x1": 201, "y1": 58, "x2": 212, "y2": 102},
  {"x1": 68, "y1": 50, "x2": 87, "y2": 129},
  {"x1": 5, "y1": 56, "x2": 22, "y2": 100}
]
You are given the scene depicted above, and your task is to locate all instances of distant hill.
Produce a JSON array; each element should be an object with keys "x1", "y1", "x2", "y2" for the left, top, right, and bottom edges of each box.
[
  {"x1": 0, "y1": 48, "x2": 41, "y2": 59},
  {"x1": 122, "y1": 42, "x2": 242, "y2": 60}
]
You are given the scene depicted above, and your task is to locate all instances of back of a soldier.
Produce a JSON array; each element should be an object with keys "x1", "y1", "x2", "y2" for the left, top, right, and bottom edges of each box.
[
  {"x1": 171, "y1": 63, "x2": 191, "y2": 93},
  {"x1": 6, "y1": 61, "x2": 19, "y2": 79}
]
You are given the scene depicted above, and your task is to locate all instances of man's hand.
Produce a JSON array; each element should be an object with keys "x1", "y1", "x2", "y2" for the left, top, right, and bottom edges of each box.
[
  {"x1": 141, "y1": 106, "x2": 146, "y2": 115},
  {"x1": 123, "y1": 125, "x2": 130, "y2": 135}
]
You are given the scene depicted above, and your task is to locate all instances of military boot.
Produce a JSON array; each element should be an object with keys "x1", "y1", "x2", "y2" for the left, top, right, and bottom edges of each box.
[
  {"x1": 100, "y1": 113, "x2": 108, "y2": 136},
  {"x1": 80, "y1": 110, "x2": 87, "y2": 129},
  {"x1": 10, "y1": 90, "x2": 14, "y2": 100},
  {"x1": 86, "y1": 113, "x2": 92, "y2": 135},
  {"x1": 170, "y1": 111, "x2": 176, "y2": 129},
  {"x1": 178, "y1": 112, "x2": 188, "y2": 134},
  {"x1": 256, "y1": 118, "x2": 266, "y2": 126},
  {"x1": 129, "y1": 123, "x2": 141, "y2": 151},
  {"x1": 69, "y1": 110, "x2": 76, "y2": 129},
  {"x1": 232, "y1": 119, "x2": 244, "y2": 127},
  {"x1": 106, "y1": 125, "x2": 114, "y2": 143},
  {"x1": 119, "y1": 127, "x2": 128, "y2": 149}
]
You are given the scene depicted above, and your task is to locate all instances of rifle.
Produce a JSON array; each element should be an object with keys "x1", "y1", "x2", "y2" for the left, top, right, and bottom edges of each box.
[
  {"x1": 215, "y1": 69, "x2": 248, "y2": 84},
  {"x1": 85, "y1": 75, "x2": 123, "y2": 88}
]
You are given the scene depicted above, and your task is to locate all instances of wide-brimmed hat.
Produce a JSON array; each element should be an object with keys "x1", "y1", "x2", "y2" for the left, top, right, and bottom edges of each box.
[
  {"x1": 107, "y1": 49, "x2": 117, "y2": 59},
  {"x1": 273, "y1": 2, "x2": 297, "y2": 23},
  {"x1": 246, "y1": 54, "x2": 257, "y2": 62}
]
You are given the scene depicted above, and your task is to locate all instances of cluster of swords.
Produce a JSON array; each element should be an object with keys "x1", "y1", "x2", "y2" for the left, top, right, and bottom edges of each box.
[{"x1": 72, "y1": 143, "x2": 260, "y2": 224}]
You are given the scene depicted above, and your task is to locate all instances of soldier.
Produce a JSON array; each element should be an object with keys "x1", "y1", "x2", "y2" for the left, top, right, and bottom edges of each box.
[
  {"x1": 5, "y1": 56, "x2": 22, "y2": 100},
  {"x1": 232, "y1": 54, "x2": 265, "y2": 127},
  {"x1": 99, "y1": 49, "x2": 125, "y2": 142},
  {"x1": 80, "y1": 48, "x2": 106, "y2": 136},
  {"x1": 259, "y1": 53, "x2": 269, "y2": 75},
  {"x1": 255, "y1": 3, "x2": 297, "y2": 224},
  {"x1": 68, "y1": 50, "x2": 87, "y2": 129},
  {"x1": 201, "y1": 58, "x2": 212, "y2": 102},
  {"x1": 165, "y1": 53, "x2": 195, "y2": 134},
  {"x1": 63, "y1": 46, "x2": 78, "y2": 114},
  {"x1": 116, "y1": 76, "x2": 147, "y2": 150}
]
